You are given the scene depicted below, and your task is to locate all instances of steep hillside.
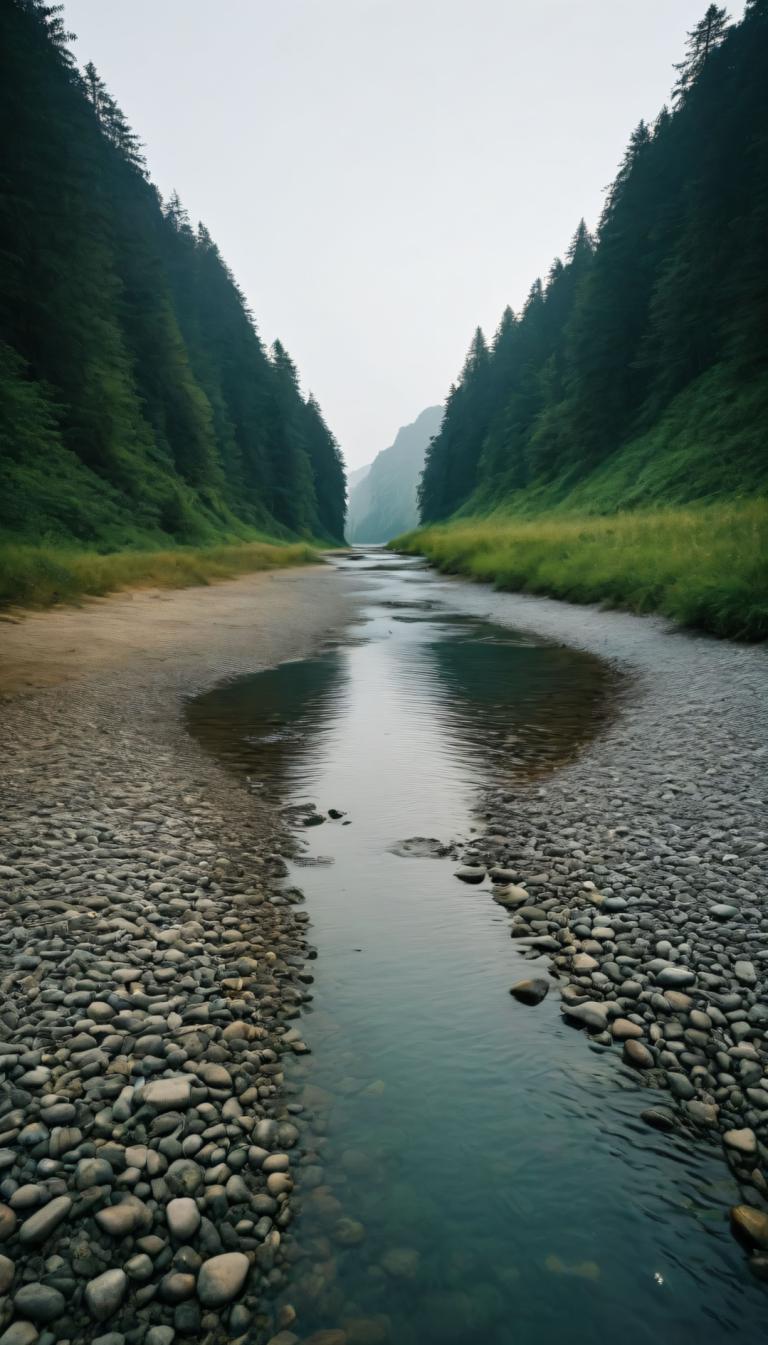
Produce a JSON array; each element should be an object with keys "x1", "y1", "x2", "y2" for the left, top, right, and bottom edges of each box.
[
  {"x1": 0, "y1": 0, "x2": 346, "y2": 550},
  {"x1": 418, "y1": 2, "x2": 768, "y2": 525},
  {"x1": 347, "y1": 406, "x2": 442, "y2": 541}
]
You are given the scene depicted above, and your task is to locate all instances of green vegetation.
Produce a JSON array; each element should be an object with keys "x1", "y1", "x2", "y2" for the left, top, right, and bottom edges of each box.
[
  {"x1": 395, "y1": 502, "x2": 768, "y2": 641},
  {"x1": 0, "y1": 1, "x2": 346, "y2": 556},
  {"x1": 408, "y1": 4, "x2": 767, "y2": 639},
  {"x1": 0, "y1": 539, "x2": 318, "y2": 610}
]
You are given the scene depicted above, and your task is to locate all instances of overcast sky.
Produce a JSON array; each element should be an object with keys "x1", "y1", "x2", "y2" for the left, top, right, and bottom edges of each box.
[{"x1": 62, "y1": 0, "x2": 741, "y2": 470}]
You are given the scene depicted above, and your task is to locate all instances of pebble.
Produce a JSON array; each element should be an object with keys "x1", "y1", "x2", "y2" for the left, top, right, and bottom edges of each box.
[
  {"x1": 509, "y1": 977, "x2": 550, "y2": 1005},
  {"x1": 730, "y1": 1205, "x2": 768, "y2": 1250},
  {"x1": 196, "y1": 1251, "x2": 250, "y2": 1306},
  {"x1": 166, "y1": 1196, "x2": 201, "y2": 1241},
  {"x1": 455, "y1": 865, "x2": 486, "y2": 884},
  {"x1": 85, "y1": 1269, "x2": 127, "y2": 1321},
  {"x1": 12, "y1": 1284, "x2": 64, "y2": 1325},
  {"x1": 18, "y1": 1196, "x2": 71, "y2": 1246}
]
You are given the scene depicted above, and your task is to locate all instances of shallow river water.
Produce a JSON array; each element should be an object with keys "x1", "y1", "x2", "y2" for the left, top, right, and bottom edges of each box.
[{"x1": 187, "y1": 551, "x2": 764, "y2": 1345}]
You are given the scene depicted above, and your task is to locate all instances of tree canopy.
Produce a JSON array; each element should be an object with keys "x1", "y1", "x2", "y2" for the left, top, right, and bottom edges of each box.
[
  {"x1": 419, "y1": 3, "x2": 768, "y2": 523},
  {"x1": 0, "y1": 0, "x2": 346, "y2": 547}
]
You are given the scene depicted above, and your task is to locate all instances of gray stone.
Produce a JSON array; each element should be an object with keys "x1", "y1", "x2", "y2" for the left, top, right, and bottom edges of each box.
[
  {"x1": 85, "y1": 1269, "x2": 127, "y2": 1321},
  {"x1": 510, "y1": 977, "x2": 550, "y2": 1006},
  {"x1": 655, "y1": 967, "x2": 696, "y2": 990},
  {"x1": 196, "y1": 1251, "x2": 250, "y2": 1306},
  {"x1": 143, "y1": 1077, "x2": 192, "y2": 1111},
  {"x1": 19, "y1": 1195, "x2": 71, "y2": 1245},
  {"x1": 166, "y1": 1196, "x2": 200, "y2": 1241},
  {"x1": 13, "y1": 1283, "x2": 65, "y2": 1325}
]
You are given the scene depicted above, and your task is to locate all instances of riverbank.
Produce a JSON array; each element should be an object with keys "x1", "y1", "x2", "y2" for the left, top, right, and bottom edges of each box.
[
  {"x1": 433, "y1": 578, "x2": 768, "y2": 1272},
  {"x1": 0, "y1": 539, "x2": 320, "y2": 611},
  {"x1": 0, "y1": 566, "x2": 354, "y2": 1344},
  {"x1": 394, "y1": 500, "x2": 768, "y2": 640},
  {"x1": 1, "y1": 558, "x2": 767, "y2": 1343}
]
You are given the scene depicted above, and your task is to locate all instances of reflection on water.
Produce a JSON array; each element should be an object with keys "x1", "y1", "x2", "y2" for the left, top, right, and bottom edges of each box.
[{"x1": 187, "y1": 550, "x2": 763, "y2": 1345}]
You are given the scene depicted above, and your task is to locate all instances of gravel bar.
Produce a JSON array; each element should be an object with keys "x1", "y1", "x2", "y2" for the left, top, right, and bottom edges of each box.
[
  {"x1": 443, "y1": 582, "x2": 768, "y2": 1273},
  {"x1": 0, "y1": 567, "x2": 353, "y2": 1345}
]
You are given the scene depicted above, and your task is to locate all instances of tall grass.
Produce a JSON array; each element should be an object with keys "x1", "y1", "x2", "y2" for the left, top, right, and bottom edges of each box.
[
  {"x1": 0, "y1": 540, "x2": 319, "y2": 610},
  {"x1": 394, "y1": 501, "x2": 768, "y2": 641}
]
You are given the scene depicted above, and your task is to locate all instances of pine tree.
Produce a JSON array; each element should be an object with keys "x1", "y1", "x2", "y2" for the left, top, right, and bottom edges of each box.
[
  {"x1": 673, "y1": 5, "x2": 730, "y2": 102},
  {"x1": 0, "y1": 0, "x2": 346, "y2": 546}
]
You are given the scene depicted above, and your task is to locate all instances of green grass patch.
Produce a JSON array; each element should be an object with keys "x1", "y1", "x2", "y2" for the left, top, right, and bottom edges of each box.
[
  {"x1": 0, "y1": 540, "x2": 319, "y2": 610},
  {"x1": 394, "y1": 502, "x2": 768, "y2": 641}
]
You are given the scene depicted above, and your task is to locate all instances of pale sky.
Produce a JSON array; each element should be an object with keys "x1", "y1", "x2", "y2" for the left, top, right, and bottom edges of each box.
[{"x1": 62, "y1": 0, "x2": 742, "y2": 470}]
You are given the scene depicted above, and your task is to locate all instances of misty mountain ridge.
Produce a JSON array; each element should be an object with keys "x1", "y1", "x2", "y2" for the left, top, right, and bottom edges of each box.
[{"x1": 347, "y1": 405, "x2": 443, "y2": 542}]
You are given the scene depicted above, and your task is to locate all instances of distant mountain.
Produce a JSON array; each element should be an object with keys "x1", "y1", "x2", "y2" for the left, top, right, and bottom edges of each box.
[
  {"x1": 346, "y1": 462, "x2": 372, "y2": 492},
  {"x1": 346, "y1": 406, "x2": 443, "y2": 542}
]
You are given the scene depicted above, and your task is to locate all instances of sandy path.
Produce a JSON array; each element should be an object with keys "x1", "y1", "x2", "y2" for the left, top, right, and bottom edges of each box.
[{"x1": 0, "y1": 565, "x2": 345, "y2": 697}]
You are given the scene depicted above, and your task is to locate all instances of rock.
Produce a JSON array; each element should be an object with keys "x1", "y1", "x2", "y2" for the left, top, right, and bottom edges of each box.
[
  {"x1": 623, "y1": 1040, "x2": 653, "y2": 1069},
  {"x1": 145, "y1": 1329, "x2": 176, "y2": 1345},
  {"x1": 95, "y1": 1200, "x2": 148, "y2": 1237},
  {"x1": 19, "y1": 1194, "x2": 71, "y2": 1245},
  {"x1": 686, "y1": 1100, "x2": 719, "y2": 1126},
  {"x1": 266, "y1": 1172, "x2": 291, "y2": 1197},
  {"x1": 562, "y1": 1001, "x2": 608, "y2": 1033},
  {"x1": 667, "y1": 1072, "x2": 695, "y2": 1101},
  {"x1": 510, "y1": 977, "x2": 550, "y2": 1005},
  {"x1": 144, "y1": 1077, "x2": 192, "y2": 1110},
  {"x1": 85, "y1": 1269, "x2": 127, "y2": 1321},
  {"x1": 333, "y1": 1217, "x2": 366, "y2": 1246},
  {"x1": 196, "y1": 1251, "x2": 250, "y2": 1306},
  {"x1": 0, "y1": 1204, "x2": 17, "y2": 1242},
  {"x1": 455, "y1": 866, "x2": 485, "y2": 884},
  {"x1": 709, "y1": 904, "x2": 737, "y2": 920},
  {"x1": 167, "y1": 1196, "x2": 201, "y2": 1240},
  {"x1": 655, "y1": 967, "x2": 695, "y2": 990},
  {"x1": 0, "y1": 1324, "x2": 39, "y2": 1345},
  {"x1": 724, "y1": 1128, "x2": 758, "y2": 1158},
  {"x1": 201, "y1": 1063, "x2": 232, "y2": 1089},
  {"x1": 641, "y1": 1108, "x2": 677, "y2": 1132},
  {"x1": 76, "y1": 1157, "x2": 115, "y2": 1189},
  {"x1": 0, "y1": 1254, "x2": 14, "y2": 1293},
  {"x1": 13, "y1": 1283, "x2": 65, "y2": 1325},
  {"x1": 611, "y1": 1018, "x2": 643, "y2": 1041},
  {"x1": 735, "y1": 960, "x2": 757, "y2": 987},
  {"x1": 381, "y1": 1247, "x2": 420, "y2": 1279},
  {"x1": 143, "y1": 1323, "x2": 174, "y2": 1345},
  {"x1": 159, "y1": 1272, "x2": 196, "y2": 1304},
  {"x1": 572, "y1": 953, "x2": 599, "y2": 973},
  {"x1": 489, "y1": 867, "x2": 517, "y2": 884},
  {"x1": 730, "y1": 1205, "x2": 768, "y2": 1250}
]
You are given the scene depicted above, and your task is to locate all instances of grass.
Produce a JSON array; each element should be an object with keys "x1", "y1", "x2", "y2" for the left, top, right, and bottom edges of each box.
[
  {"x1": 0, "y1": 539, "x2": 320, "y2": 611},
  {"x1": 393, "y1": 501, "x2": 768, "y2": 641}
]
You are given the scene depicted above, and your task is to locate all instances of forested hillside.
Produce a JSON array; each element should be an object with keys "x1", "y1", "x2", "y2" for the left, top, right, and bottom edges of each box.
[
  {"x1": 347, "y1": 406, "x2": 442, "y2": 542},
  {"x1": 418, "y1": 2, "x2": 768, "y2": 524},
  {"x1": 0, "y1": 0, "x2": 346, "y2": 549}
]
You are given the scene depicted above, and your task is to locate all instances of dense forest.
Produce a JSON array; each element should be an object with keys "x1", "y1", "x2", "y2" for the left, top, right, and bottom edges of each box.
[
  {"x1": 347, "y1": 406, "x2": 442, "y2": 542},
  {"x1": 418, "y1": 2, "x2": 768, "y2": 524},
  {"x1": 0, "y1": 0, "x2": 346, "y2": 548}
]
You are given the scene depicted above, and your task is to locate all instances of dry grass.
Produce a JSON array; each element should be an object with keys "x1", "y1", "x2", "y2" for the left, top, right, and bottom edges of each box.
[{"x1": 0, "y1": 540, "x2": 319, "y2": 610}]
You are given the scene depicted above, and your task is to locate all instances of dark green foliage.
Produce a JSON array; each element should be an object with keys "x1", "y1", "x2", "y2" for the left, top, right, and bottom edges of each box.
[
  {"x1": 0, "y1": 0, "x2": 345, "y2": 547},
  {"x1": 418, "y1": 3, "x2": 768, "y2": 524}
]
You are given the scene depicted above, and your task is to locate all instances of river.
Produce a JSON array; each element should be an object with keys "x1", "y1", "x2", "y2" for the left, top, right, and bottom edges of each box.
[{"x1": 187, "y1": 550, "x2": 764, "y2": 1345}]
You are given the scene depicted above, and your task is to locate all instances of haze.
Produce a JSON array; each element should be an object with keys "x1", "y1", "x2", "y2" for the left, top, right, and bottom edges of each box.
[{"x1": 62, "y1": 0, "x2": 739, "y2": 470}]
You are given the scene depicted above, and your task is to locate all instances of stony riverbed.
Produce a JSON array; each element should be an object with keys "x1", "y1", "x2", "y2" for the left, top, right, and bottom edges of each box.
[
  {"x1": 0, "y1": 564, "x2": 766, "y2": 1344},
  {"x1": 442, "y1": 584, "x2": 768, "y2": 1276},
  {"x1": 0, "y1": 570, "x2": 352, "y2": 1345}
]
